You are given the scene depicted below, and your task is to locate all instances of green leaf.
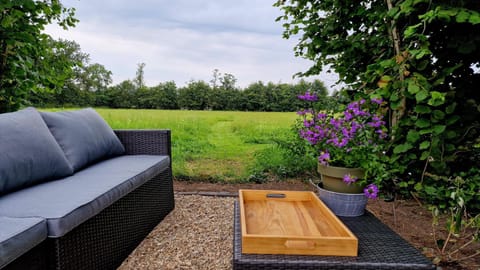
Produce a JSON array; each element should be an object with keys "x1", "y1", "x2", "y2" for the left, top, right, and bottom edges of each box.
[
  {"x1": 390, "y1": 92, "x2": 399, "y2": 102},
  {"x1": 407, "y1": 130, "x2": 420, "y2": 143},
  {"x1": 445, "y1": 143, "x2": 455, "y2": 152},
  {"x1": 446, "y1": 103, "x2": 456, "y2": 114},
  {"x1": 432, "y1": 110, "x2": 445, "y2": 120},
  {"x1": 446, "y1": 130, "x2": 457, "y2": 139},
  {"x1": 468, "y1": 12, "x2": 480, "y2": 24},
  {"x1": 424, "y1": 186, "x2": 437, "y2": 195},
  {"x1": 419, "y1": 128, "x2": 433, "y2": 135},
  {"x1": 433, "y1": 125, "x2": 446, "y2": 135},
  {"x1": 408, "y1": 80, "x2": 420, "y2": 94},
  {"x1": 393, "y1": 143, "x2": 413, "y2": 154},
  {"x1": 420, "y1": 140, "x2": 431, "y2": 150},
  {"x1": 447, "y1": 115, "x2": 461, "y2": 125},
  {"x1": 377, "y1": 75, "x2": 392, "y2": 88},
  {"x1": 415, "y1": 118, "x2": 431, "y2": 128},
  {"x1": 428, "y1": 91, "x2": 446, "y2": 106},
  {"x1": 456, "y1": 10, "x2": 470, "y2": 23},
  {"x1": 404, "y1": 24, "x2": 422, "y2": 38},
  {"x1": 420, "y1": 151, "x2": 430, "y2": 160},
  {"x1": 415, "y1": 105, "x2": 431, "y2": 114},
  {"x1": 416, "y1": 90, "x2": 429, "y2": 102}
]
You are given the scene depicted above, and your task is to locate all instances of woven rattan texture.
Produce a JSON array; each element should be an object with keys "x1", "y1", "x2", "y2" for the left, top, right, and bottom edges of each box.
[
  {"x1": 2, "y1": 241, "x2": 48, "y2": 270},
  {"x1": 47, "y1": 170, "x2": 174, "y2": 270},
  {"x1": 232, "y1": 202, "x2": 436, "y2": 270},
  {"x1": 115, "y1": 130, "x2": 171, "y2": 156},
  {"x1": 2, "y1": 130, "x2": 174, "y2": 270}
]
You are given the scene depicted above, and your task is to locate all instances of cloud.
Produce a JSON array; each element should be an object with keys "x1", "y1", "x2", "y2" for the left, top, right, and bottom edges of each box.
[{"x1": 45, "y1": 0, "x2": 340, "y2": 90}]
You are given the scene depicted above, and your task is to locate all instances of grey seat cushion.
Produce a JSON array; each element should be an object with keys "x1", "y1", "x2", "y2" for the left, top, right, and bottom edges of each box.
[
  {"x1": 40, "y1": 108, "x2": 125, "y2": 171},
  {"x1": 0, "y1": 216, "x2": 47, "y2": 268},
  {"x1": 0, "y1": 155, "x2": 169, "y2": 238},
  {"x1": 0, "y1": 108, "x2": 73, "y2": 195}
]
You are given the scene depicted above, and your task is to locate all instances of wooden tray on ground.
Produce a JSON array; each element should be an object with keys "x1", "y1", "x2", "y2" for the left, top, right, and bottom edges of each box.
[{"x1": 239, "y1": 189, "x2": 358, "y2": 256}]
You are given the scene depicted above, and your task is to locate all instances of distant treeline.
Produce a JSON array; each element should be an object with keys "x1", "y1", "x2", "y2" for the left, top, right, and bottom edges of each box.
[
  {"x1": 24, "y1": 39, "x2": 333, "y2": 112},
  {"x1": 29, "y1": 75, "x2": 333, "y2": 112}
]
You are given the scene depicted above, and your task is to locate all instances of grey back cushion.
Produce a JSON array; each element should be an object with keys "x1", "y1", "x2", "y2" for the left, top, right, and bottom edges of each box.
[
  {"x1": 40, "y1": 108, "x2": 125, "y2": 171},
  {"x1": 0, "y1": 108, "x2": 74, "y2": 195}
]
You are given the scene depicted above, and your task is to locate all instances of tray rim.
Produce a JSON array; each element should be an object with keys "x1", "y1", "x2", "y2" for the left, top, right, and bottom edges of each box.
[{"x1": 238, "y1": 189, "x2": 358, "y2": 256}]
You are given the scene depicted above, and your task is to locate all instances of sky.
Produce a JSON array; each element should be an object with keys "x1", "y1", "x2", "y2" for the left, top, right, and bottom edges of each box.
[{"x1": 45, "y1": 0, "x2": 339, "y2": 90}]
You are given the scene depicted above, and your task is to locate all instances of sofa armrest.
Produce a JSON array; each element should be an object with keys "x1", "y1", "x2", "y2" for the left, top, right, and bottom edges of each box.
[{"x1": 114, "y1": 130, "x2": 171, "y2": 157}]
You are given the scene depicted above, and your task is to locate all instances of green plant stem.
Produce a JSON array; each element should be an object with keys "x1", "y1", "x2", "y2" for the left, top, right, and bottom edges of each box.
[
  {"x1": 420, "y1": 156, "x2": 430, "y2": 184},
  {"x1": 385, "y1": 0, "x2": 406, "y2": 129},
  {"x1": 441, "y1": 213, "x2": 455, "y2": 254}
]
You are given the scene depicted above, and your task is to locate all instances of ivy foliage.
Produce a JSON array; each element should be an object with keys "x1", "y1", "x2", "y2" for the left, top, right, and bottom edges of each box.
[
  {"x1": 275, "y1": 0, "x2": 480, "y2": 210},
  {"x1": 0, "y1": 0, "x2": 77, "y2": 113}
]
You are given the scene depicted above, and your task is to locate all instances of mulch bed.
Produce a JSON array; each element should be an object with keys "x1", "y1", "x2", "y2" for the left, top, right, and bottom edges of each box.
[{"x1": 117, "y1": 180, "x2": 479, "y2": 270}]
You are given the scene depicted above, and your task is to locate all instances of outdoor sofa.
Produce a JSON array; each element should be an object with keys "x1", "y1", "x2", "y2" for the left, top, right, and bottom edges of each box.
[{"x1": 0, "y1": 107, "x2": 174, "y2": 270}]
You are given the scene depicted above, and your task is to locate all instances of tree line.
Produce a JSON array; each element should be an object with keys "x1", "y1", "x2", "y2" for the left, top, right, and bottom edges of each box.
[
  {"x1": 27, "y1": 39, "x2": 331, "y2": 112},
  {"x1": 30, "y1": 73, "x2": 330, "y2": 112}
]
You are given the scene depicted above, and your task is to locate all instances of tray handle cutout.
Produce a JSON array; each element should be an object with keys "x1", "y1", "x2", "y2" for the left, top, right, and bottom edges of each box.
[
  {"x1": 266, "y1": 193, "x2": 286, "y2": 199},
  {"x1": 284, "y1": 240, "x2": 316, "y2": 250}
]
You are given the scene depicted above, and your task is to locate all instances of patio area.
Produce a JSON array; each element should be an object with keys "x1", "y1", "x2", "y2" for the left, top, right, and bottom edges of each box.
[
  {"x1": 118, "y1": 194, "x2": 235, "y2": 269},
  {"x1": 116, "y1": 182, "x2": 478, "y2": 270}
]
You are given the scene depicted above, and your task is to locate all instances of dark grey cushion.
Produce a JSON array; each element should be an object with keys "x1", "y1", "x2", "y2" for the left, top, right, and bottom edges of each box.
[
  {"x1": 0, "y1": 155, "x2": 170, "y2": 237},
  {"x1": 40, "y1": 108, "x2": 125, "y2": 171},
  {"x1": 0, "y1": 216, "x2": 47, "y2": 268},
  {"x1": 0, "y1": 108, "x2": 74, "y2": 195}
]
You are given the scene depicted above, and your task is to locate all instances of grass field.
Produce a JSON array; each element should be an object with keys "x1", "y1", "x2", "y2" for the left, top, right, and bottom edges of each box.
[{"x1": 96, "y1": 109, "x2": 299, "y2": 182}]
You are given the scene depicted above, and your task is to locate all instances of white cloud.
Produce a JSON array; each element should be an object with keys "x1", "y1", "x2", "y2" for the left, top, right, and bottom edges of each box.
[{"x1": 45, "y1": 0, "x2": 340, "y2": 90}]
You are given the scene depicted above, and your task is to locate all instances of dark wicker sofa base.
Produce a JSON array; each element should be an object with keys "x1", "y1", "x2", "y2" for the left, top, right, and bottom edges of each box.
[
  {"x1": 49, "y1": 169, "x2": 173, "y2": 270},
  {"x1": 5, "y1": 169, "x2": 173, "y2": 270},
  {"x1": 3, "y1": 130, "x2": 174, "y2": 270}
]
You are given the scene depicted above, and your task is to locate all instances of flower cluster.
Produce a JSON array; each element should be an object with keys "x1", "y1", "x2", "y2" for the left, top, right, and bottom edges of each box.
[{"x1": 297, "y1": 92, "x2": 388, "y2": 199}]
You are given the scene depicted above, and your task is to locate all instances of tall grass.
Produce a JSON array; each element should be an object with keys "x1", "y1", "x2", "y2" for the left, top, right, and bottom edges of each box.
[{"x1": 96, "y1": 109, "x2": 304, "y2": 182}]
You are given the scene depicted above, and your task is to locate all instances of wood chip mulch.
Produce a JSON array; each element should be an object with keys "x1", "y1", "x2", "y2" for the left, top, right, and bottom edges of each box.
[{"x1": 118, "y1": 194, "x2": 235, "y2": 270}]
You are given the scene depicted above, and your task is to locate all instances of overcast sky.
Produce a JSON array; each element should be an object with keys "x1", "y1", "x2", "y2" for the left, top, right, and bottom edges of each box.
[{"x1": 45, "y1": 0, "x2": 339, "y2": 90}]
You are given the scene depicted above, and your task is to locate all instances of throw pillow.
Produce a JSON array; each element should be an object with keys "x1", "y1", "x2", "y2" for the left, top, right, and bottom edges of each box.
[
  {"x1": 0, "y1": 108, "x2": 74, "y2": 195},
  {"x1": 40, "y1": 108, "x2": 125, "y2": 171}
]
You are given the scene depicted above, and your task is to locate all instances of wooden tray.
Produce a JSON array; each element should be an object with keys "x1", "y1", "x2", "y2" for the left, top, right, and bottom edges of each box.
[{"x1": 239, "y1": 189, "x2": 358, "y2": 256}]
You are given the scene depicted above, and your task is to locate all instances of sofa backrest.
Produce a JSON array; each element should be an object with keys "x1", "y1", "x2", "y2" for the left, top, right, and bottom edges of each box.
[
  {"x1": 40, "y1": 108, "x2": 125, "y2": 171},
  {"x1": 0, "y1": 107, "x2": 125, "y2": 195},
  {"x1": 0, "y1": 108, "x2": 73, "y2": 195}
]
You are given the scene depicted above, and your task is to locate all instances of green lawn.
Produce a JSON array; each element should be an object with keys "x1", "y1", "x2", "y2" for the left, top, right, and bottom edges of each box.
[{"x1": 96, "y1": 109, "x2": 297, "y2": 182}]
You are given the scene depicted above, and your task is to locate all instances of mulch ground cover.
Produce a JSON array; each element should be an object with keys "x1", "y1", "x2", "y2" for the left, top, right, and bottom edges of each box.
[{"x1": 174, "y1": 179, "x2": 479, "y2": 270}]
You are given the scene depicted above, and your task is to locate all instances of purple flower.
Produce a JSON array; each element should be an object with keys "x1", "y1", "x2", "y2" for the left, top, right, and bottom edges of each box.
[
  {"x1": 367, "y1": 115, "x2": 385, "y2": 128},
  {"x1": 297, "y1": 97, "x2": 387, "y2": 197},
  {"x1": 344, "y1": 111, "x2": 353, "y2": 121},
  {"x1": 303, "y1": 119, "x2": 315, "y2": 128},
  {"x1": 318, "y1": 151, "x2": 330, "y2": 165},
  {"x1": 364, "y1": 184, "x2": 379, "y2": 199},
  {"x1": 371, "y1": 98, "x2": 383, "y2": 105},
  {"x1": 330, "y1": 118, "x2": 342, "y2": 129},
  {"x1": 317, "y1": 113, "x2": 327, "y2": 119},
  {"x1": 343, "y1": 174, "x2": 357, "y2": 184},
  {"x1": 297, "y1": 109, "x2": 311, "y2": 115},
  {"x1": 297, "y1": 92, "x2": 318, "y2": 102},
  {"x1": 376, "y1": 129, "x2": 387, "y2": 139}
]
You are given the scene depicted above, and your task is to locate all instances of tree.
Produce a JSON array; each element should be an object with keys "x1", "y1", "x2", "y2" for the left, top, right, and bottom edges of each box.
[
  {"x1": 177, "y1": 80, "x2": 210, "y2": 110},
  {"x1": 275, "y1": 1, "x2": 479, "y2": 166},
  {"x1": 134, "y1": 62, "x2": 146, "y2": 90},
  {"x1": 275, "y1": 0, "x2": 480, "y2": 216},
  {"x1": 207, "y1": 71, "x2": 241, "y2": 110},
  {"x1": 104, "y1": 80, "x2": 137, "y2": 108},
  {"x1": 0, "y1": 1, "x2": 77, "y2": 112},
  {"x1": 28, "y1": 38, "x2": 112, "y2": 107}
]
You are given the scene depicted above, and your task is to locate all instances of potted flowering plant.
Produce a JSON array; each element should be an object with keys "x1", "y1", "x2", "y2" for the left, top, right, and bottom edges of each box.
[{"x1": 297, "y1": 92, "x2": 389, "y2": 216}]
